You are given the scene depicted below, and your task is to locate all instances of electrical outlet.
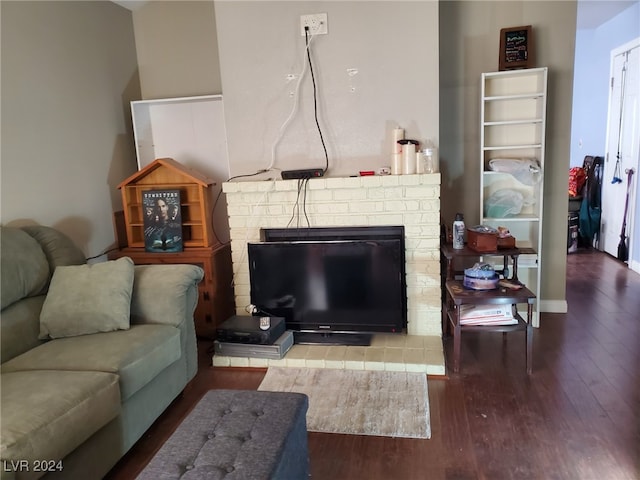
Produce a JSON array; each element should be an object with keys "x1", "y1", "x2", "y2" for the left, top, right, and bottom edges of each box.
[{"x1": 300, "y1": 13, "x2": 328, "y2": 36}]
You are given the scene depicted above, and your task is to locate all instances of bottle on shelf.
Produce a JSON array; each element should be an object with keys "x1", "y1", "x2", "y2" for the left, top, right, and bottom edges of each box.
[
  {"x1": 416, "y1": 149, "x2": 432, "y2": 174},
  {"x1": 453, "y1": 213, "x2": 465, "y2": 249}
]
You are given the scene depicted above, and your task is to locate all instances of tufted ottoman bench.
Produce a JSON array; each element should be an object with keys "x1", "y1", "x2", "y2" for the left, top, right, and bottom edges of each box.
[{"x1": 136, "y1": 389, "x2": 309, "y2": 480}]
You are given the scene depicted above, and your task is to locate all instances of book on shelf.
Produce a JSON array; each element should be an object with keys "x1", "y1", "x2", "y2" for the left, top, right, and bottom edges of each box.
[
  {"x1": 142, "y1": 189, "x2": 183, "y2": 253},
  {"x1": 460, "y1": 304, "x2": 512, "y2": 320},
  {"x1": 459, "y1": 304, "x2": 516, "y2": 326},
  {"x1": 460, "y1": 316, "x2": 517, "y2": 326}
]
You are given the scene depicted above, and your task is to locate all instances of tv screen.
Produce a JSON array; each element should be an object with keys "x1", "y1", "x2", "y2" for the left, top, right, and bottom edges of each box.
[{"x1": 248, "y1": 239, "x2": 406, "y2": 334}]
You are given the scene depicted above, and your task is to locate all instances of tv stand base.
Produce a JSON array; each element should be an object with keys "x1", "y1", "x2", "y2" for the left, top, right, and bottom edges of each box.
[{"x1": 293, "y1": 331, "x2": 372, "y2": 346}]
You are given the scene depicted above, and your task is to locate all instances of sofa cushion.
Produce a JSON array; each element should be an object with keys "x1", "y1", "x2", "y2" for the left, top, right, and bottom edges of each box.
[
  {"x1": 0, "y1": 296, "x2": 46, "y2": 364},
  {"x1": 0, "y1": 227, "x2": 50, "y2": 310},
  {"x1": 0, "y1": 370, "x2": 120, "y2": 465},
  {"x1": 39, "y1": 257, "x2": 134, "y2": 339},
  {"x1": 2, "y1": 324, "x2": 181, "y2": 401},
  {"x1": 21, "y1": 225, "x2": 86, "y2": 271},
  {"x1": 130, "y1": 264, "x2": 204, "y2": 326}
]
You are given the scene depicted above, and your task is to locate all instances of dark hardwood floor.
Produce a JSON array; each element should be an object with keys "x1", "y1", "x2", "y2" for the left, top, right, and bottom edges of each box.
[{"x1": 105, "y1": 249, "x2": 640, "y2": 480}]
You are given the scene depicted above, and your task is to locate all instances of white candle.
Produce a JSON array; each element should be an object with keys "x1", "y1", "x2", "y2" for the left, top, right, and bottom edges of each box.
[
  {"x1": 403, "y1": 143, "x2": 416, "y2": 174},
  {"x1": 391, "y1": 153, "x2": 403, "y2": 175},
  {"x1": 392, "y1": 127, "x2": 404, "y2": 154}
]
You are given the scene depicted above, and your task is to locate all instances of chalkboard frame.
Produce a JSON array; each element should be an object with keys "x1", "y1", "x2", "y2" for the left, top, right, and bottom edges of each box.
[{"x1": 499, "y1": 25, "x2": 534, "y2": 71}]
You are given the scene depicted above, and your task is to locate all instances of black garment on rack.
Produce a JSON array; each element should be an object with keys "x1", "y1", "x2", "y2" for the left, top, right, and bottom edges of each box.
[{"x1": 579, "y1": 156, "x2": 604, "y2": 247}]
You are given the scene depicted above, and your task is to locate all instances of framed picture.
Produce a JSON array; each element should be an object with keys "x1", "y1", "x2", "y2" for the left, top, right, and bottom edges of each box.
[
  {"x1": 142, "y1": 189, "x2": 183, "y2": 252},
  {"x1": 499, "y1": 25, "x2": 534, "y2": 71}
]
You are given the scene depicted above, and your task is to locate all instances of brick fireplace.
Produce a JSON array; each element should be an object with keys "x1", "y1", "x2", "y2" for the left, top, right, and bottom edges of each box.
[{"x1": 216, "y1": 174, "x2": 444, "y2": 374}]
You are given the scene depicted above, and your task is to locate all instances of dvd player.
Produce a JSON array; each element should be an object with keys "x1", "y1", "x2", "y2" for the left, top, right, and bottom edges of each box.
[
  {"x1": 214, "y1": 331, "x2": 294, "y2": 359},
  {"x1": 216, "y1": 315, "x2": 286, "y2": 345}
]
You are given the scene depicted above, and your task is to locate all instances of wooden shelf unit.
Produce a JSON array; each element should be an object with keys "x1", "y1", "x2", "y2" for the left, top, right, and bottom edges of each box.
[{"x1": 118, "y1": 158, "x2": 216, "y2": 249}]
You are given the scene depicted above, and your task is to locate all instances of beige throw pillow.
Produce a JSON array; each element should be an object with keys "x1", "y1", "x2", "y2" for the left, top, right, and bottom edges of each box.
[{"x1": 39, "y1": 257, "x2": 134, "y2": 339}]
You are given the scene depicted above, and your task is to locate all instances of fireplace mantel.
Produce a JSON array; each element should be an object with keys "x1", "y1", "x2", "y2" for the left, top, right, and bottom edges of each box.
[{"x1": 220, "y1": 173, "x2": 444, "y2": 374}]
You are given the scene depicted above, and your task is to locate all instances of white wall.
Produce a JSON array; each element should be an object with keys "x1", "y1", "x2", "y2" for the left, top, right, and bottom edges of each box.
[
  {"x1": 1, "y1": 1, "x2": 140, "y2": 257},
  {"x1": 132, "y1": 1, "x2": 222, "y2": 99},
  {"x1": 215, "y1": 1, "x2": 439, "y2": 179}
]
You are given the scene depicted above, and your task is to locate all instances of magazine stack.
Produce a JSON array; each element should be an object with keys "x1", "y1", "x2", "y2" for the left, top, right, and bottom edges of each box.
[{"x1": 459, "y1": 304, "x2": 517, "y2": 326}]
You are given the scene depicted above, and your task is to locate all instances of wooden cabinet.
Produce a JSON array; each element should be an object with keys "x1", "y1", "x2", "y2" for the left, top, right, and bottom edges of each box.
[
  {"x1": 110, "y1": 244, "x2": 235, "y2": 338},
  {"x1": 480, "y1": 67, "x2": 547, "y2": 326},
  {"x1": 115, "y1": 158, "x2": 231, "y2": 337}
]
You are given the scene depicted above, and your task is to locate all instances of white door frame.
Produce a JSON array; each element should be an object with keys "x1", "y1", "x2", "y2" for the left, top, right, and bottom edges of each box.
[{"x1": 602, "y1": 37, "x2": 640, "y2": 270}]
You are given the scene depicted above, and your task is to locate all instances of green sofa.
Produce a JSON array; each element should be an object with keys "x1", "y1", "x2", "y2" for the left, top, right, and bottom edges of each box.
[{"x1": 0, "y1": 226, "x2": 204, "y2": 480}]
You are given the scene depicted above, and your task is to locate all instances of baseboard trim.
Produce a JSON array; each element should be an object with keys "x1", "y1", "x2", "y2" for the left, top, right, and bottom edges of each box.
[{"x1": 541, "y1": 300, "x2": 568, "y2": 314}]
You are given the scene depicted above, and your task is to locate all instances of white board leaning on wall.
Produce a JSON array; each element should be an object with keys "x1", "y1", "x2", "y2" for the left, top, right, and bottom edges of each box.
[{"x1": 130, "y1": 94, "x2": 231, "y2": 241}]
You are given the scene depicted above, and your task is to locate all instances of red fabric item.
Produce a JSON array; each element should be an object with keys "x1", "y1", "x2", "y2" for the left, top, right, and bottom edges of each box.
[{"x1": 568, "y1": 167, "x2": 587, "y2": 197}]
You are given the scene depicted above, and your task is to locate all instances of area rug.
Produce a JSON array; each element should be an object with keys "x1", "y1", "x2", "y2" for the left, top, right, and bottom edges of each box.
[{"x1": 258, "y1": 367, "x2": 431, "y2": 439}]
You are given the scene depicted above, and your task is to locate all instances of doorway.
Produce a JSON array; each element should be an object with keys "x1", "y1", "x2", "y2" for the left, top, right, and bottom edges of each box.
[{"x1": 600, "y1": 37, "x2": 639, "y2": 272}]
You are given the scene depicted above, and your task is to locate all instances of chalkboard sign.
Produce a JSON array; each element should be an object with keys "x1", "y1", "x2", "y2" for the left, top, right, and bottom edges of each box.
[{"x1": 499, "y1": 25, "x2": 534, "y2": 71}]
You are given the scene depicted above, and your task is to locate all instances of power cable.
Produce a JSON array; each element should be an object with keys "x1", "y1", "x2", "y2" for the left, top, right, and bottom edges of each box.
[
  {"x1": 85, "y1": 247, "x2": 120, "y2": 262},
  {"x1": 302, "y1": 177, "x2": 310, "y2": 228},
  {"x1": 305, "y1": 28, "x2": 329, "y2": 174},
  {"x1": 287, "y1": 178, "x2": 306, "y2": 228}
]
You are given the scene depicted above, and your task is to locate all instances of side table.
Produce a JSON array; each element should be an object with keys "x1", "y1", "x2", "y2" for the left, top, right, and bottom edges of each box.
[
  {"x1": 440, "y1": 242, "x2": 535, "y2": 335},
  {"x1": 444, "y1": 280, "x2": 535, "y2": 374}
]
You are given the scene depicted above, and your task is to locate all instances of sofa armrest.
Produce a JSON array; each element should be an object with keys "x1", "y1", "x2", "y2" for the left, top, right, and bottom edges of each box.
[
  {"x1": 130, "y1": 264, "x2": 204, "y2": 328},
  {"x1": 131, "y1": 264, "x2": 204, "y2": 380}
]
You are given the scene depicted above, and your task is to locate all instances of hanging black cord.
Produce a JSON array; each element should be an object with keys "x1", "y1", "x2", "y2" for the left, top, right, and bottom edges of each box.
[
  {"x1": 613, "y1": 59, "x2": 627, "y2": 184},
  {"x1": 287, "y1": 178, "x2": 305, "y2": 228},
  {"x1": 305, "y1": 29, "x2": 329, "y2": 174},
  {"x1": 303, "y1": 178, "x2": 310, "y2": 228},
  {"x1": 296, "y1": 178, "x2": 302, "y2": 229},
  {"x1": 85, "y1": 247, "x2": 120, "y2": 262}
]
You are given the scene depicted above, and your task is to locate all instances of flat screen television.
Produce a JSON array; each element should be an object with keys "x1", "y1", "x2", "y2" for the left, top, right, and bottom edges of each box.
[{"x1": 247, "y1": 237, "x2": 407, "y2": 342}]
